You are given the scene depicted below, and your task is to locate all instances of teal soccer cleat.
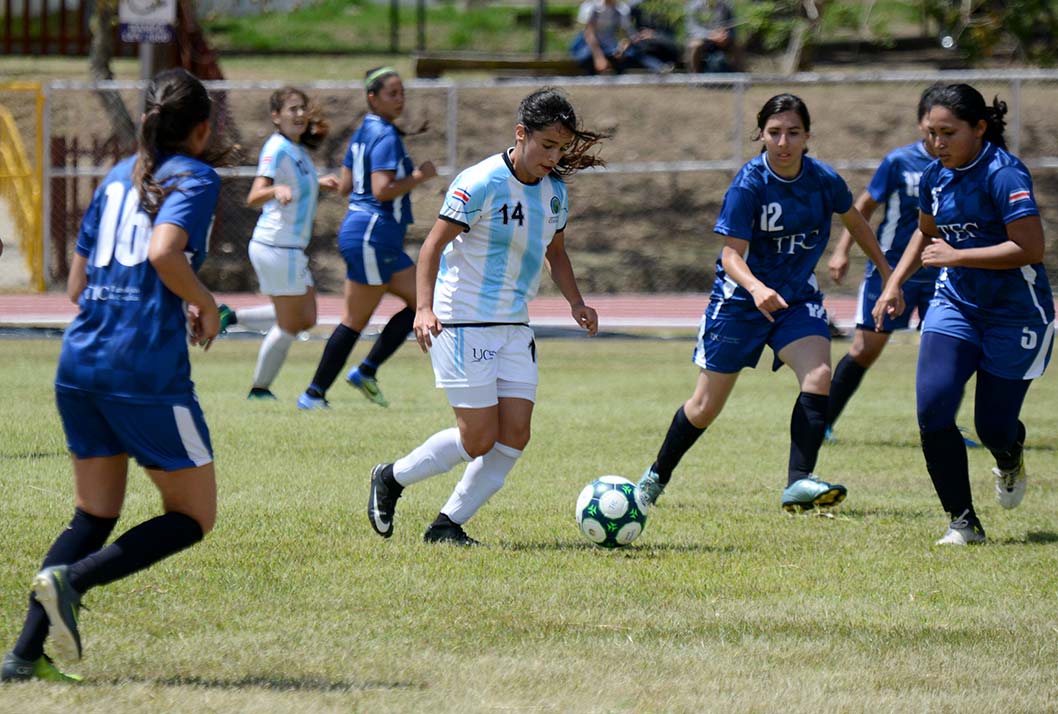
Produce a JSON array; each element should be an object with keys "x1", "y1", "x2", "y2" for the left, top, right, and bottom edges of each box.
[
  {"x1": 781, "y1": 475, "x2": 847, "y2": 513},
  {"x1": 636, "y1": 467, "x2": 666, "y2": 507},
  {"x1": 31, "y1": 566, "x2": 82, "y2": 662}
]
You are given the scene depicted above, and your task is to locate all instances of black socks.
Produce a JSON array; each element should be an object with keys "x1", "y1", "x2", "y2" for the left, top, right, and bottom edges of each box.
[
  {"x1": 826, "y1": 354, "x2": 868, "y2": 429},
  {"x1": 308, "y1": 323, "x2": 360, "y2": 396},
  {"x1": 921, "y1": 424, "x2": 973, "y2": 518},
  {"x1": 789, "y1": 392, "x2": 828, "y2": 485},
  {"x1": 653, "y1": 406, "x2": 707, "y2": 484}
]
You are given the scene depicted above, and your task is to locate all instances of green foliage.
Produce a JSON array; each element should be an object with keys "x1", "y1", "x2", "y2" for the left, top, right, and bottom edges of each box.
[{"x1": 923, "y1": 0, "x2": 1058, "y2": 65}]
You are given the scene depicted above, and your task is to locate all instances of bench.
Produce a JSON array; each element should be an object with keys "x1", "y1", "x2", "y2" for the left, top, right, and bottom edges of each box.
[{"x1": 413, "y1": 52, "x2": 582, "y2": 79}]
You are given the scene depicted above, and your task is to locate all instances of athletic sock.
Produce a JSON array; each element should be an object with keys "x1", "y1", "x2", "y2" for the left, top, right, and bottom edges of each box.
[
  {"x1": 826, "y1": 354, "x2": 867, "y2": 428},
  {"x1": 362, "y1": 307, "x2": 414, "y2": 375},
  {"x1": 440, "y1": 443, "x2": 521, "y2": 523},
  {"x1": 252, "y1": 326, "x2": 295, "y2": 390},
  {"x1": 788, "y1": 392, "x2": 828, "y2": 485},
  {"x1": 236, "y1": 304, "x2": 277, "y2": 332},
  {"x1": 12, "y1": 509, "x2": 117, "y2": 661},
  {"x1": 921, "y1": 424, "x2": 973, "y2": 517},
  {"x1": 307, "y1": 324, "x2": 360, "y2": 396},
  {"x1": 652, "y1": 406, "x2": 706, "y2": 484},
  {"x1": 990, "y1": 420, "x2": 1027, "y2": 472},
  {"x1": 358, "y1": 360, "x2": 378, "y2": 379},
  {"x1": 393, "y1": 427, "x2": 472, "y2": 486},
  {"x1": 66, "y1": 512, "x2": 203, "y2": 593}
]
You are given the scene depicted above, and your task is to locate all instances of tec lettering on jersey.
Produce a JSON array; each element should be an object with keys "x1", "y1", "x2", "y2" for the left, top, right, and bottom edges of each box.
[
  {"x1": 771, "y1": 229, "x2": 821, "y2": 254},
  {"x1": 1008, "y1": 189, "x2": 1031, "y2": 205},
  {"x1": 936, "y1": 222, "x2": 979, "y2": 243}
]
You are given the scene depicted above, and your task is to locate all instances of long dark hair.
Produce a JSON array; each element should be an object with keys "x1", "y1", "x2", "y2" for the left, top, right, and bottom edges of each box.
[
  {"x1": 133, "y1": 69, "x2": 213, "y2": 216},
  {"x1": 754, "y1": 93, "x2": 810, "y2": 154},
  {"x1": 923, "y1": 83, "x2": 1008, "y2": 149},
  {"x1": 517, "y1": 88, "x2": 607, "y2": 177},
  {"x1": 270, "y1": 86, "x2": 329, "y2": 151}
]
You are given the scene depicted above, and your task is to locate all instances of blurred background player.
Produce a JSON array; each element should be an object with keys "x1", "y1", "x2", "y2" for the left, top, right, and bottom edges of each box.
[
  {"x1": 366, "y1": 88, "x2": 603, "y2": 545},
  {"x1": 2, "y1": 69, "x2": 225, "y2": 682},
  {"x1": 637, "y1": 93, "x2": 891, "y2": 514},
  {"x1": 874, "y1": 83, "x2": 1053, "y2": 545},
  {"x1": 222, "y1": 87, "x2": 340, "y2": 400},
  {"x1": 298, "y1": 67, "x2": 437, "y2": 409}
]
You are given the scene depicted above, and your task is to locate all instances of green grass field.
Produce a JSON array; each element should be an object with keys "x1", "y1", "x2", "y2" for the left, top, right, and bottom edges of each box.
[{"x1": 2, "y1": 334, "x2": 1058, "y2": 713}]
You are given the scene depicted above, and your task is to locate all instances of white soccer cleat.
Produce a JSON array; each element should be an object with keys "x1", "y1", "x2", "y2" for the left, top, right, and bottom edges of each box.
[
  {"x1": 935, "y1": 509, "x2": 986, "y2": 545},
  {"x1": 993, "y1": 454, "x2": 1027, "y2": 510}
]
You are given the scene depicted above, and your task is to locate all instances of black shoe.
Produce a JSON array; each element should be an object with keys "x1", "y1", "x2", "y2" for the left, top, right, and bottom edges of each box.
[
  {"x1": 247, "y1": 387, "x2": 277, "y2": 400},
  {"x1": 423, "y1": 515, "x2": 481, "y2": 546},
  {"x1": 367, "y1": 463, "x2": 403, "y2": 538}
]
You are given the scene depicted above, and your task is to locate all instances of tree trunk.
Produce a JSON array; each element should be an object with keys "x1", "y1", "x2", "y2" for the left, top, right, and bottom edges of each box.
[{"x1": 88, "y1": 0, "x2": 136, "y2": 149}]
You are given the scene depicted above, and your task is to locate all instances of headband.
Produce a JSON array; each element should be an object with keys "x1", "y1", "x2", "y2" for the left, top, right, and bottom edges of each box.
[{"x1": 365, "y1": 67, "x2": 398, "y2": 89}]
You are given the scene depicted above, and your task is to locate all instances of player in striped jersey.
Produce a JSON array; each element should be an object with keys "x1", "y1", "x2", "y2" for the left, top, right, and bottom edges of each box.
[
  {"x1": 874, "y1": 84, "x2": 1053, "y2": 545},
  {"x1": 2, "y1": 70, "x2": 225, "y2": 682},
  {"x1": 366, "y1": 88, "x2": 603, "y2": 545},
  {"x1": 824, "y1": 85, "x2": 942, "y2": 438},
  {"x1": 637, "y1": 93, "x2": 892, "y2": 514},
  {"x1": 227, "y1": 87, "x2": 340, "y2": 400},
  {"x1": 298, "y1": 68, "x2": 437, "y2": 410}
]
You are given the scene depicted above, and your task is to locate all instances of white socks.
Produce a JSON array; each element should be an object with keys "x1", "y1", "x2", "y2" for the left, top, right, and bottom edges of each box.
[
  {"x1": 252, "y1": 326, "x2": 295, "y2": 389},
  {"x1": 393, "y1": 428, "x2": 472, "y2": 486},
  {"x1": 238, "y1": 304, "x2": 277, "y2": 332},
  {"x1": 441, "y1": 443, "x2": 521, "y2": 524}
]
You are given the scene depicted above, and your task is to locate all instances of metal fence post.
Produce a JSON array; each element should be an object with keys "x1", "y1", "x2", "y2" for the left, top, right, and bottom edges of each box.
[
  {"x1": 42, "y1": 82, "x2": 52, "y2": 288},
  {"x1": 447, "y1": 82, "x2": 459, "y2": 177},
  {"x1": 1009, "y1": 77, "x2": 1021, "y2": 156}
]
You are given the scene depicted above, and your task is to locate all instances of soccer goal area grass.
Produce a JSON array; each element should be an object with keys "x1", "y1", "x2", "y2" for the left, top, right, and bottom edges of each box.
[{"x1": 2, "y1": 335, "x2": 1057, "y2": 712}]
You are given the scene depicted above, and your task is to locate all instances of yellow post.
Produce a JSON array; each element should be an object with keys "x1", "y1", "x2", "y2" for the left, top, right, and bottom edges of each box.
[{"x1": 0, "y1": 81, "x2": 45, "y2": 291}]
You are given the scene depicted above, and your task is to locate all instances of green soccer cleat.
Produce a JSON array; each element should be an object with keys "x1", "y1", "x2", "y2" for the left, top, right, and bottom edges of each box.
[
  {"x1": 781, "y1": 475, "x2": 847, "y2": 513},
  {"x1": 31, "y1": 565, "x2": 82, "y2": 663},
  {"x1": 247, "y1": 387, "x2": 277, "y2": 400},
  {"x1": 1, "y1": 651, "x2": 82, "y2": 683},
  {"x1": 636, "y1": 467, "x2": 665, "y2": 507},
  {"x1": 217, "y1": 304, "x2": 237, "y2": 335},
  {"x1": 347, "y1": 368, "x2": 389, "y2": 408}
]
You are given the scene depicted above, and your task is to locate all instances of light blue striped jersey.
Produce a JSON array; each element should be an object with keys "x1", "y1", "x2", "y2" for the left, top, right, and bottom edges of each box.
[
  {"x1": 865, "y1": 140, "x2": 937, "y2": 284},
  {"x1": 343, "y1": 114, "x2": 414, "y2": 225},
  {"x1": 251, "y1": 133, "x2": 319, "y2": 248},
  {"x1": 919, "y1": 142, "x2": 1053, "y2": 326},
  {"x1": 435, "y1": 150, "x2": 569, "y2": 323}
]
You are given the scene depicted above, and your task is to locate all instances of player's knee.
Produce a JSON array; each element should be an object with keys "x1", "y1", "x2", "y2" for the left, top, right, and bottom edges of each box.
[{"x1": 462, "y1": 434, "x2": 497, "y2": 459}]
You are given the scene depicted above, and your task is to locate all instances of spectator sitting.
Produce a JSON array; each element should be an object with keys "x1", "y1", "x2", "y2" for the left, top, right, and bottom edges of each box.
[
  {"x1": 571, "y1": 0, "x2": 673, "y2": 74},
  {"x1": 628, "y1": 0, "x2": 682, "y2": 70},
  {"x1": 684, "y1": 0, "x2": 737, "y2": 73}
]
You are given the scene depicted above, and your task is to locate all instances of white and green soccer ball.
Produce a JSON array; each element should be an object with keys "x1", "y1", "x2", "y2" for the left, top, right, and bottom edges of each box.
[{"x1": 576, "y1": 475, "x2": 648, "y2": 548}]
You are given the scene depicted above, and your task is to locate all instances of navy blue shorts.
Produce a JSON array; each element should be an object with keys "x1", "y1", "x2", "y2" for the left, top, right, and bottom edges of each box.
[
  {"x1": 338, "y1": 210, "x2": 412, "y2": 285},
  {"x1": 856, "y1": 272, "x2": 935, "y2": 332},
  {"x1": 693, "y1": 301, "x2": 831, "y2": 373},
  {"x1": 56, "y1": 388, "x2": 213, "y2": 470},
  {"x1": 921, "y1": 295, "x2": 1054, "y2": 380}
]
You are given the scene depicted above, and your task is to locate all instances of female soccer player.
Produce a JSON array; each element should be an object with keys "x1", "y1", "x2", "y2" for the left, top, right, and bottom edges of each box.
[
  {"x1": 873, "y1": 83, "x2": 1053, "y2": 545},
  {"x1": 298, "y1": 67, "x2": 437, "y2": 409},
  {"x1": 225, "y1": 87, "x2": 340, "y2": 400},
  {"x1": 2, "y1": 69, "x2": 225, "y2": 682},
  {"x1": 824, "y1": 85, "x2": 942, "y2": 437},
  {"x1": 636, "y1": 93, "x2": 891, "y2": 513},
  {"x1": 366, "y1": 87, "x2": 602, "y2": 545}
]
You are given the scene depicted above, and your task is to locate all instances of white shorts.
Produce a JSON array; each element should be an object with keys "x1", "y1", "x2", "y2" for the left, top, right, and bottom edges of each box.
[
  {"x1": 429, "y1": 324, "x2": 538, "y2": 408},
  {"x1": 249, "y1": 241, "x2": 314, "y2": 296}
]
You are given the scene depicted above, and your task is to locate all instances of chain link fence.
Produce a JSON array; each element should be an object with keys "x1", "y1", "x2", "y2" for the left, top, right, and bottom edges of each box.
[{"x1": 42, "y1": 70, "x2": 1058, "y2": 297}]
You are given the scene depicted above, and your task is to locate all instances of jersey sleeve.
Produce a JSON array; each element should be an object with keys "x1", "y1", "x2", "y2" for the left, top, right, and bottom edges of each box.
[
  {"x1": 918, "y1": 163, "x2": 939, "y2": 216},
  {"x1": 154, "y1": 169, "x2": 222, "y2": 255},
  {"x1": 713, "y1": 185, "x2": 758, "y2": 240},
  {"x1": 828, "y1": 170, "x2": 854, "y2": 214},
  {"x1": 368, "y1": 129, "x2": 403, "y2": 173},
  {"x1": 256, "y1": 138, "x2": 279, "y2": 179},
  {"x1": 75, "y1": 183, "x2": 106, "y2": 257},
  {"x1": 557, "y1": 182, "x2": 570, "y2": 233},
  {"x1": 865, "y1": 154, "x2": 895, "y2": 204},
  {"x1": 439, "y1": 170, "x2": 487, "y2": 231},
  {"x1": 989, "y1": 165, "x2": 1039, "y2": 224}
]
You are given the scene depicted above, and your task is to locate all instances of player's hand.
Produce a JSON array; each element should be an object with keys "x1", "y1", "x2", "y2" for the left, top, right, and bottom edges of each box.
[
  {"x1": 416, "y1": 161, "x2": 438, "y2": 182},
  {"x1": 318, "y1": 174, "x2": 341, "y2": 192},
  {"x1": 828, "y1": 252, "x2": 849, "y2": 284},
  {"x1": 571, "y1": 303, "x2": 598, "y2": 336},
  {"x1": 187, "y1": 303, "x2": 220, "y2": 350},
  {"x1": 871, "y1": 286, "x2": 905, "y2": 330},
  {"x1": 414, "y1": 306, "x2": 443, "y2": 352},
  {"x1": 749, "y1": 284, "x2": 788, "y2": 323},
  {"x1": 273, "y1": 185, "x2": 293, "y2": 205},
  {"x1": 921, "y1": 238, "x2": 959, "y2": 267}
]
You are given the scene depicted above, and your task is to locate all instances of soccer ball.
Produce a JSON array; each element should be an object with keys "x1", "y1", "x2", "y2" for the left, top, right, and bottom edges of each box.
[{"x1": 576, "y1": 475, "x2": 648, "y2": 548}]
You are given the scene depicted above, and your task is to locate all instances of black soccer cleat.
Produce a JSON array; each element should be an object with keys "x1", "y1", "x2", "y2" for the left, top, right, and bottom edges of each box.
[
  {"x1": 367, "y1": 463, "x2": 403, "y2": 538},
  {"x1": 423, "y1": 514, "x2": 481, "y2": 546}
]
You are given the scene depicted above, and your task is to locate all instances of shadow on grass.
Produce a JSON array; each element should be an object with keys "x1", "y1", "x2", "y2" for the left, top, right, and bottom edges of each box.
[
  {"x1": 107, "y1": 674, "x2": 426, "y2": 693},
  {"x1": 991, "y1": 530, "x2": 1058, "y2": 546},
  {"x1": 502, "y1": 540, "x2": 733, "y2": 555}
]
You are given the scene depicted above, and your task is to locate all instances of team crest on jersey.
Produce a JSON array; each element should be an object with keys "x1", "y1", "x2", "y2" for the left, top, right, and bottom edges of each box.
[
  {"x1": 452, "y1": 188, "x2": 471, "y2": 204},
  {"x1": 550, "y1": 196, "x2": 561, "y2": 214},
  {"x1": 1008, "y1": 189, "x2": 1031, "y2": 205}
]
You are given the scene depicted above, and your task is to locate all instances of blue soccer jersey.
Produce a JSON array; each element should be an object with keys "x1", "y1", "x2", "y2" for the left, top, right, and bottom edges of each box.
[
  {"x1": 919, "y1": 142, "x2": 1053, "y2": 326},
  {"x1": 710, "y1": 154, "x2": 853, "y2": 312},
  {"x1": 343, "y1": 114, "x2": 415, "y2": 227},
  {"x1": 56, "y1": 154, "x2": 221, "y2": 402},
  {"x1": 866, "y1": 141, "x2": 937, "y2": 284},
  {"x1": 435, "y1": 150, "x2": 569, "y2": 323},
  {"x1": 251, "y1": 133, "x2": 319, "y2": 249}
]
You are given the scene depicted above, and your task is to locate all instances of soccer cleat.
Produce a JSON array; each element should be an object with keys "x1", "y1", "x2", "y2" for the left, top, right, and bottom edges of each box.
[
  {"x1": 423, "y1": 521, "x2": 481, "y2": 546},
  {"x1": 1, "y1": 651, "x2": 82, "y2": 683},
  {"x1": 296, "y1": 391, "x2": 329, "y2": 410},
  {"x1": 247, "y1": 387, "x2": 277, "y2": 400},
  {"x1": 781, "y1": 475, "x2": 847, "y2": 513},
  {"x1": 959, "y1": 426, "x2": 981, "y2": 449},
  {"x1": 367, "y1": 463, "x2": 403, "y2": 538},
  {"x1": 993, "y1": 452, "x2": 1027, "y2": 510},
  {"x1": 31, "y1": 566, "x2": 82, "y2": 663},
  {"x1": 823, "y1": 426, "x2": 836, "y2": 444},
  {"x1": 636, "y1": 467, "x2": 665, "y2": 507},
  {"x1": 347, "y1": 368, "x2": 389, "y2": 408},
  {"x1": 217, "y1": 304, "x2": 237, "y2": 334},
  {"x1": 935, "y1": 509, "x2": 987, "y2": 545}
]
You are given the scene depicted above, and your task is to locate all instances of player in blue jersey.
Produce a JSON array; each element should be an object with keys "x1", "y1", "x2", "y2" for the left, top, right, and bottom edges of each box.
[
  {"x1": 873, "y1": 84, "x2": 1053, "y2": 545},
  {"x1": 2, "y1": 70, "x2": 225, "y2": 682},
  {"x1": 636, "y1": 93, "x2": 892, "y2": 513},
  {"x1": 298, "y1": 67, "x2": 437, "y2": 410},
  {"x1": 222, "y1": 87, "x2": 341, "y2": 400},
  {"x1": 823, "y1": 85, "x2": 943, "y2": 437},
  {"x1": 366, "y1": 88, "x2": 603, "y2": 545}
]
